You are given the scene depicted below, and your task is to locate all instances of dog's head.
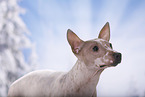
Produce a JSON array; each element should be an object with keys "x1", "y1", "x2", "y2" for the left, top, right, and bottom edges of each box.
[{"x1": 67, "y1": 22, "x2": 121, "y2": 70}]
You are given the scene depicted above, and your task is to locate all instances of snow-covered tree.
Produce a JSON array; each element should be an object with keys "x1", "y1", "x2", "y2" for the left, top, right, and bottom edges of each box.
[{"x1": 0, "y1": 0, "x2": 37, "y2": 96}]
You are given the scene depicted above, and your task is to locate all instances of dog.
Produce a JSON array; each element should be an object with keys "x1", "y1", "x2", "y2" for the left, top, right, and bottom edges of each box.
[{"x1": 8, "y1": 22, "x2": 121, "y2": 97}]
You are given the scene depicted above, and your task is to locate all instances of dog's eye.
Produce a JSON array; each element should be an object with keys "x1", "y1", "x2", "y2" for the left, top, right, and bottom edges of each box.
[
  {"x1": 93, "y1": 46, "x2": 99, "y2": 52},
  {"x1": 110, "y1": 43, "x2": 113, "y2": 49}
]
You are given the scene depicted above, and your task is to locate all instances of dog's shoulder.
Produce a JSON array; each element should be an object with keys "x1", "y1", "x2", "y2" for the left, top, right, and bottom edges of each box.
[{"x1": 8, "y1": 70, "x2": 66, "y2": 96}]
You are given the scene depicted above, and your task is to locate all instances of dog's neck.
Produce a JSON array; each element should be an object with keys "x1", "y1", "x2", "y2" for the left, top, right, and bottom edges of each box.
[{"x1": 67, "y1": 60, "x2": 104, "y2": 95}]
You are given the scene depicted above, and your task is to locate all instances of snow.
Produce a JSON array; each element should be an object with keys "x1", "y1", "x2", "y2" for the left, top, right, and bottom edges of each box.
[{"x1": 0, "y1": 0, "x2": 37, "y2": 96}]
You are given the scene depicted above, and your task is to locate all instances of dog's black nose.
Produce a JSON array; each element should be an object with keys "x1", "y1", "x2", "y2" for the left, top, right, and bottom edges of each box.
[
  {"x1": 113, "y1": 53, "x2": 121, "y2": 61},
  {"x1": 112, "y1": 52, "x2": 122, "y2": 66}
]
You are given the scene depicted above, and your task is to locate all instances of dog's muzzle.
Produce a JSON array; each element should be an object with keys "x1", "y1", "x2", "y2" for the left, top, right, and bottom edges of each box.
[{"x1": 111, "y1": 52, "x2": 122, "y2": 66}]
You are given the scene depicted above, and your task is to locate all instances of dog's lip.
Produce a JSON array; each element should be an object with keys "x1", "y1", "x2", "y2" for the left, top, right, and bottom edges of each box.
[{"x1": 100, "y1": 65, "x2": 107, "y2": 68}]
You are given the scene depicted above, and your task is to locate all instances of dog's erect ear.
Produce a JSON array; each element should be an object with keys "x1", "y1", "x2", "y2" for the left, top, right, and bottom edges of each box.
[
  {"x1": 98, "y1": 22, "x2": 110, "y2": 41},
  {"x1": 67, "y1": 29, "x2": 84, "y2": 54}
]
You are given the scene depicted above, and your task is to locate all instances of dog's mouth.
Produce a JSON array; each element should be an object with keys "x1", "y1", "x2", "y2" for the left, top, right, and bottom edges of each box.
[
  {"x1": 100, "y1": 65, "x2": 107, "y2": 68},
  {"x1": 99, "y1": 60, "x2": 121, "y2": 68},
  {"x1": 96, "y1": 64, "x2": 108, "y2": 69}
]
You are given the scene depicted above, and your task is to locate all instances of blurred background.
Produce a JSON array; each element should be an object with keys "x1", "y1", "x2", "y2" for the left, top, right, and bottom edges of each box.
[{"x1": 0, "y1": 0, "x2": 145, "y2": 96}]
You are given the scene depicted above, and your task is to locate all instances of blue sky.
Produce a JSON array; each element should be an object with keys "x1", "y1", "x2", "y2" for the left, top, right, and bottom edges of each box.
[{"x1": 19, "y1": 0, "x2": 145, "y2": 96}]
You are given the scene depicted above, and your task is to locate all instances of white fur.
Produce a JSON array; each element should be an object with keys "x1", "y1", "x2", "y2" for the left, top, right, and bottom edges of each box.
[
  {"x1": 94, "y1": 52, "x2": 110, "y2": 67},
  {"x1": 8, "y1": 60, "x2": 103, "y2": 97},
  {"x1": 94, "y1": 58, "x2": 105, "y2": 66}
]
